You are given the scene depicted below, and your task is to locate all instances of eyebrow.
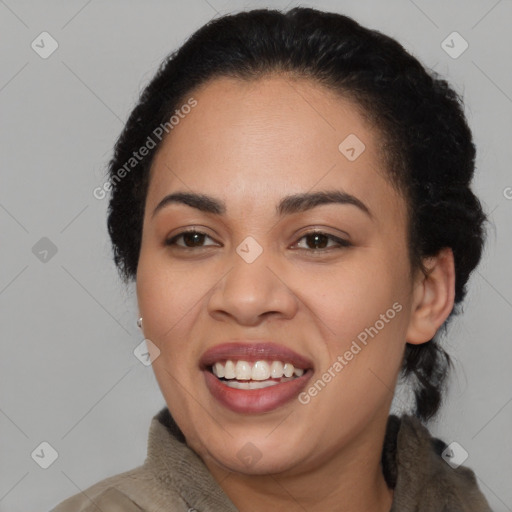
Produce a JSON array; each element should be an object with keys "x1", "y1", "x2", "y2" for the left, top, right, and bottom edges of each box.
[{"x1": 152, "y1": 190, "x2": 372, "y2": 219}]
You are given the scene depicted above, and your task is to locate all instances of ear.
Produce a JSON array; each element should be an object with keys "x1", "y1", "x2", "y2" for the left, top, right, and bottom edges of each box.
[{"x1": 406, "y1": 247, "x2": 456, "y2": 345}]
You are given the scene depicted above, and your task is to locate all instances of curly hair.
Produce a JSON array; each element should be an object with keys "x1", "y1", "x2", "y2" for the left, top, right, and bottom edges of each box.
[{"x1": 105, "y1": 7, "x2": 487, "y2": 421}]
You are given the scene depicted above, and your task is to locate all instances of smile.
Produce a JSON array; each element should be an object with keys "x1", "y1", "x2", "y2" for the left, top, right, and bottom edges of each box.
[{"x1": 200, "y1": 342, "x2": 314, "y2": 413}]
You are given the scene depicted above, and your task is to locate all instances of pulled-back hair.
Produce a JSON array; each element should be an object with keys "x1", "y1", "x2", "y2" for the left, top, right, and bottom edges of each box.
[{"x1": 106, "y1": 7, "x2": 487, "y2": 421}]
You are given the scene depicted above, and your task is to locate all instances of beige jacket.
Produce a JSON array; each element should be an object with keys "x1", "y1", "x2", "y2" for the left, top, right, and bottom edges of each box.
[{"x1": 51, "y1": 407, "x2": 492, "y2": 511}]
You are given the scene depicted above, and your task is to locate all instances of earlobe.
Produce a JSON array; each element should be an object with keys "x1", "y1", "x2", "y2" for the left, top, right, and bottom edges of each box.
[{"x1": 406, "y1": 247, "x2": 456, "y2": 345}]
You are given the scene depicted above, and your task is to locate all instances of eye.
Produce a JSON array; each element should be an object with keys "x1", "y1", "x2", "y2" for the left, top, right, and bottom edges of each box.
[
  {"x1": 293, "y1": 231, "x2": 351, "y2": 251},
  {"x1": 165, "y1": 230, "x2": 218, "y2": 249},
  {"x1": 164, "y1": 229, "x2": 352, "y2": 252}
]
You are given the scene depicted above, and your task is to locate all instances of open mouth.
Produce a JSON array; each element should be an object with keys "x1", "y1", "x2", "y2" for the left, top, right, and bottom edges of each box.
[
  {"x1": 200, "y1": 342, "x2": 314, "y2": 413},
  {"x1": 208, "y1": 359, "x2": 306, "y2": 389}
]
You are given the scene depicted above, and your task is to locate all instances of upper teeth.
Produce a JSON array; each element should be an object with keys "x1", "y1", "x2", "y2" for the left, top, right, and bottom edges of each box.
[{"x1": 212, "y1": 360, "x2": 305, "y2": 380}]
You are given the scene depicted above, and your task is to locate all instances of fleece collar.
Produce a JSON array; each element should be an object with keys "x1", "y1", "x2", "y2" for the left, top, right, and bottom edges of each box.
[{"x1": 145, "y1": 407, "x2": 491, "y2": 512}]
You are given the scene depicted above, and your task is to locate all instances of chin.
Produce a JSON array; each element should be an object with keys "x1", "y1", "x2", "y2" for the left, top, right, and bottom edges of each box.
[{"x1": 210, "y1": 448, "x2": 302, "y2": 476}]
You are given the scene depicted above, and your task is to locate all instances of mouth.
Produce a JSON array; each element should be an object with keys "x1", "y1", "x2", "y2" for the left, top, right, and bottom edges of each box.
[
  {"x1": 208, "y1": 359, "x2": 306, "y2": 388},
  {"x1": 200, "y1": 342, "x2": 313, "y2": 413}
]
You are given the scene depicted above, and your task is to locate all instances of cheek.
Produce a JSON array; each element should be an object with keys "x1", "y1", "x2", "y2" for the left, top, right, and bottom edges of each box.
[
  {"x1": 136, "y1": 251, "x2": 227, "y2": 375},
  {"x1": 136, "y1": 254, "x2": 195, "y2": 353},
  {"x1": 310, "y1": 258, "x2": 406, "y2": 338},
  {"x1": 136, "y1": 259, "x2": 202, "y2": 409},
  {"x1": 137, "y1": 247, "x2": 200, "y2": 322},
  {"x1": 307, "y1": 262, "x2": 409, "y2": 416}
]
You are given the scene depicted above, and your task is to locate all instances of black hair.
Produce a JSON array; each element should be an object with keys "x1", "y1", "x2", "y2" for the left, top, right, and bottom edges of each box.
[{"x1": 106, "y1": 7, "x2": 487, "y2": 421}]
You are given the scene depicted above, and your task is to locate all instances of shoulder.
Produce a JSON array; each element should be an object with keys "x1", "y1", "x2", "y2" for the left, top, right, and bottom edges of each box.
[
  {"x1": 50, "y1": 465, "x2": 188, "y2": 512},
  {"x1": 389, "y1": 414, "x2": 492, "y2": 512},
  {"x1": 51, "y1": 485, "x2": 143, "y2": 512},
  {"x1": 50, "y1": 466, "x2": 146, "y2": 512}
]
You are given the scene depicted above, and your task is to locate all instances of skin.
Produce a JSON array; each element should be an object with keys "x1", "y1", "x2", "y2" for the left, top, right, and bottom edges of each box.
[{"x1": 136, "y1": 75, "x2": 455, "y2": 512}]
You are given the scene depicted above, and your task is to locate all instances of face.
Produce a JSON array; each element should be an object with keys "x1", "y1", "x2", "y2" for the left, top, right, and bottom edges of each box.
[{"x1": 136, "y1": 75, "x2": 417, "y2": 477}]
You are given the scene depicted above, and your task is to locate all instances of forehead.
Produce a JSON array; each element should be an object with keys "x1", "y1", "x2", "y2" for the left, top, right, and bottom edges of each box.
[{"x1": 147, "y1": 75, "x2": 403, "y2": 222}]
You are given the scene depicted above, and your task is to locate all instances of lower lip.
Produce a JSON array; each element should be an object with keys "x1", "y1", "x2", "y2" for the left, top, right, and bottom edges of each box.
[{"x1": 203, "y1": 370, "x2": 312, "y2": 414}]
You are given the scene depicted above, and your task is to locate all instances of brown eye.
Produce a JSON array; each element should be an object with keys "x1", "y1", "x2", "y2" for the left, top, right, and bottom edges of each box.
[
  {"x1": 294, "y1": 231, "x2": 351, "y2": 251},
  {"x1": 165, "y1": 230, "x2": 217, "y2": 248}
]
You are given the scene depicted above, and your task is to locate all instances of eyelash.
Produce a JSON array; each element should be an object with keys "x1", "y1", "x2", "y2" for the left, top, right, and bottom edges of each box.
[{"x1": 164, "y1": 229, "x2": 352, "y2": 253}]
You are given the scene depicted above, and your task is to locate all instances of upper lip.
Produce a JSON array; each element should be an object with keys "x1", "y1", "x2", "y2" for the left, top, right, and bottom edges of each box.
[{"x1": 199, "y1": 341, "x2": 313, "y2": 370}]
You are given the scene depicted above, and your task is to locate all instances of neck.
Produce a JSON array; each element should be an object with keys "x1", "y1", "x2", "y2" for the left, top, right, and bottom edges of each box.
[{"x1": 205, "y1": 408, "x2": 394, "y2": 512}]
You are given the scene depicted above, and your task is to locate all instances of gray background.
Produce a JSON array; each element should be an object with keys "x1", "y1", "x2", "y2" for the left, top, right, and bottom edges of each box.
[{"x1": 0, "y1": 0, "x2": 511, "y2": 510}]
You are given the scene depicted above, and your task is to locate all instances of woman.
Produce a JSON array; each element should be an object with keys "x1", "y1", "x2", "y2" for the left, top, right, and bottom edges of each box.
[{"x1": 52, "y1": 6, "x2": 491, "y2": 511}]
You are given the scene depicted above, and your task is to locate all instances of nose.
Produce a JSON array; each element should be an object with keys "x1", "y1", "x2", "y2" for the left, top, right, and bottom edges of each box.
[{"x1": 207, "y1": 244, "x2": 298, "y2": 326}]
